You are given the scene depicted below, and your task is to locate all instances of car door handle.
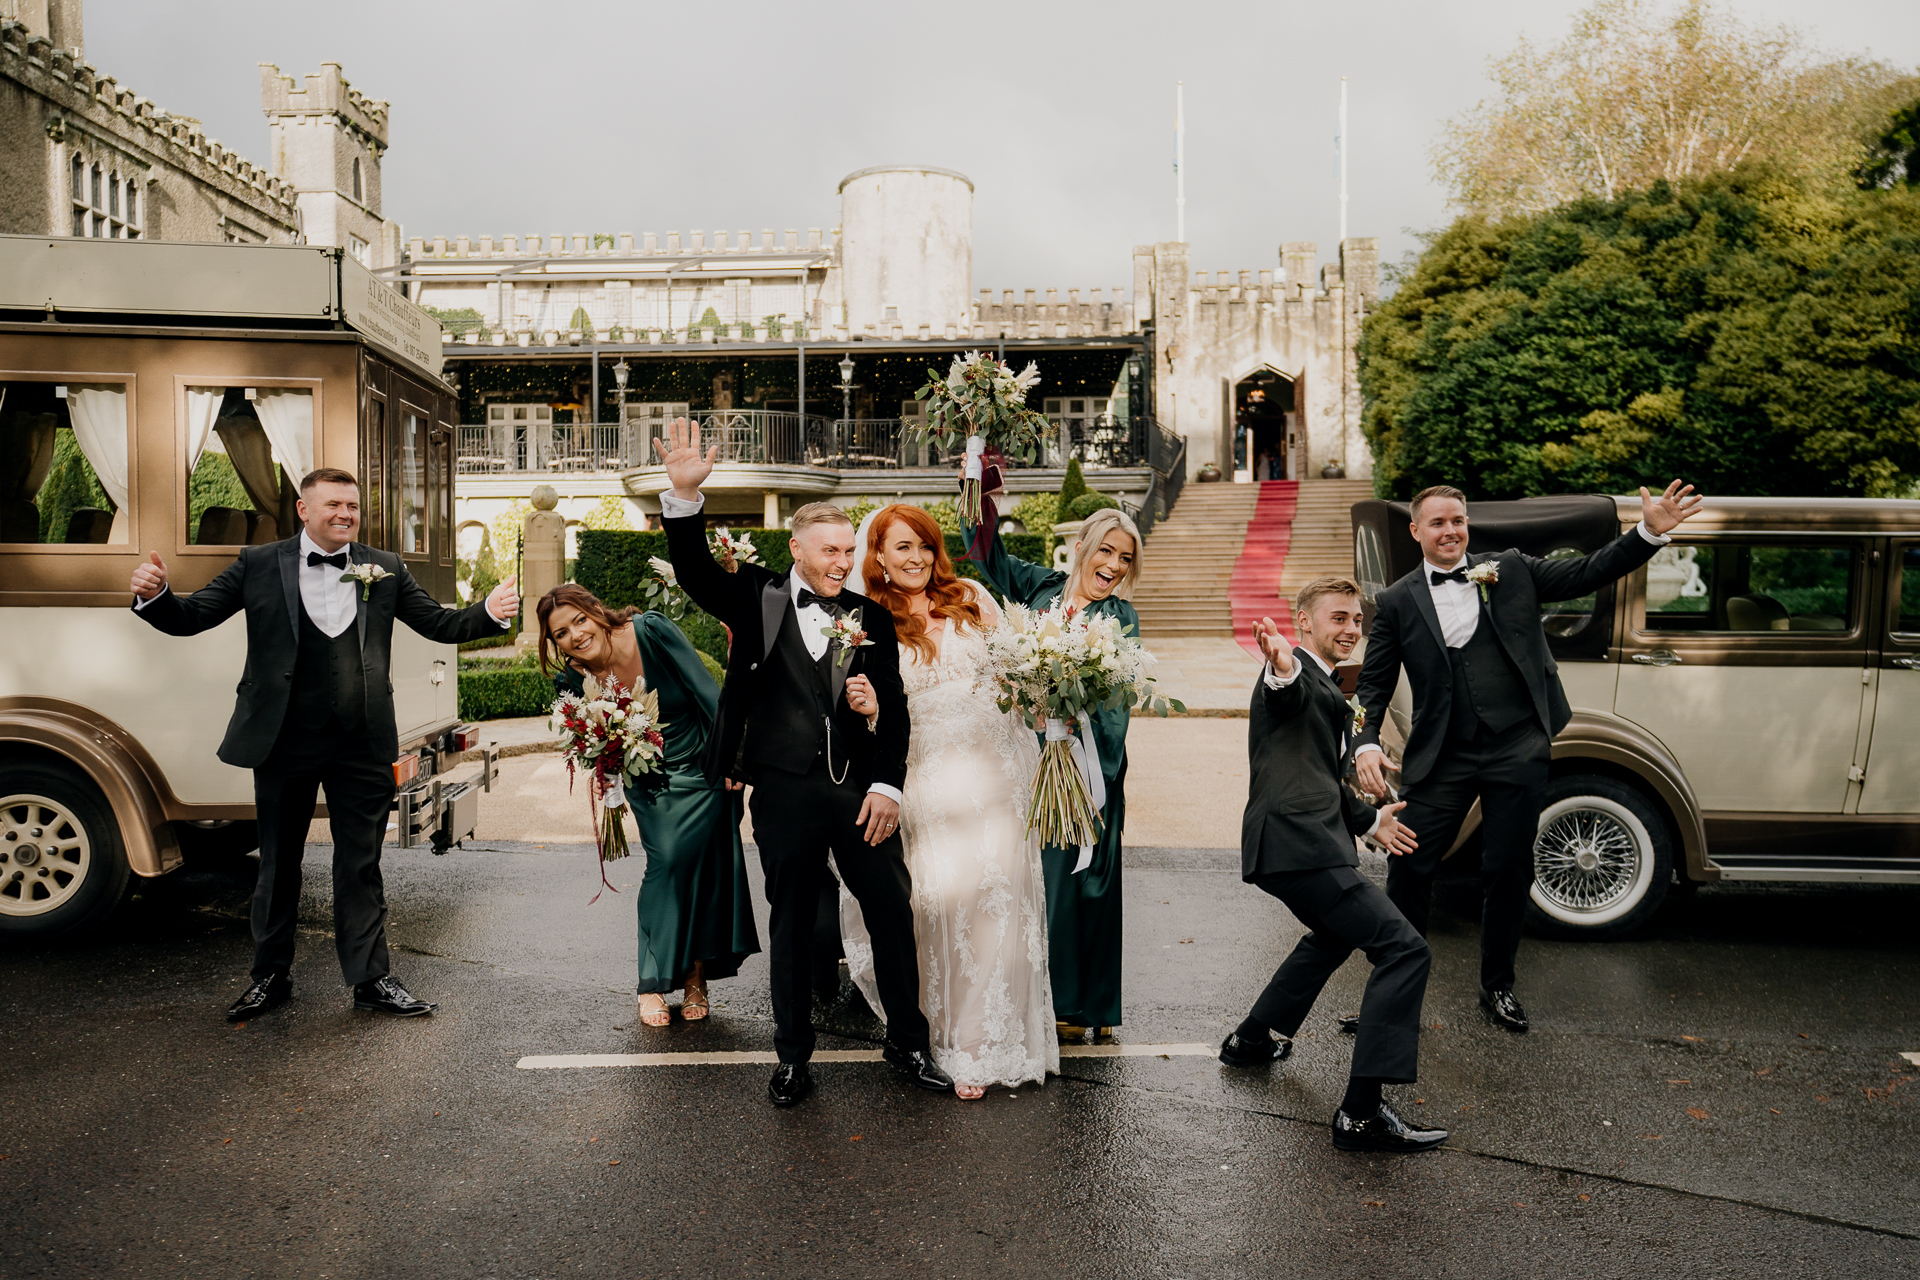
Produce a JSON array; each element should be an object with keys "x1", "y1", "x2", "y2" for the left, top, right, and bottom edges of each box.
[
  {"x1": 1632, "y1": 650, "x2": 1683, "y2": 667},
  {"x1": 1894, "y1": 657, "x2": 1920, "y2": 670}
]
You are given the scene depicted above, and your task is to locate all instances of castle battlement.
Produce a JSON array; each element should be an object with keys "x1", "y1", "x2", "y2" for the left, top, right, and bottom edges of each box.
[
  {"x1": 970, "y1": 287, "x2": 1138, "y2": 339},
  {"x1": 259, "y1": 61, "x2": 389, "y2": 151},
  {"x1": 407, "y1": 228, "x2": 835, "y2": 259},
  {"x1": 2, "y1": 18, "x2": 298, "y2": 215}
]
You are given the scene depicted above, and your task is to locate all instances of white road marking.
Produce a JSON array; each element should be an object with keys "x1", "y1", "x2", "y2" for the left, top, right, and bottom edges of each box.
[
  {"x1": 516, "y1": 1043, "x2": 1219, "y2": 1070},
  {"x1": 1901, "y1": 1051, "x2": 1920, "y2": 1067}
]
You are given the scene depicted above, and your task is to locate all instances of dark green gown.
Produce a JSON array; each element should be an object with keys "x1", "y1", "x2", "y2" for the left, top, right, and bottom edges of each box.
[
  {"x1": 556, "y1": 612, "x2": 759, "y2": 994},
  {"x1": 966, "y1": 521, "x2": 1135, "y2": 1028}
]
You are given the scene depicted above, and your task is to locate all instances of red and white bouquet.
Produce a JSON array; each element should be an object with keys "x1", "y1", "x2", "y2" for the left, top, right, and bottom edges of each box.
[{"x1": 552, "y1": 677, "x2": 667, "y2": 894}]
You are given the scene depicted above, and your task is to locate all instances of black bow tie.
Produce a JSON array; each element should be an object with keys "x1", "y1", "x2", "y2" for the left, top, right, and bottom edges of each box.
[
  {"x1": 796, "y1": 587, "x2": 841, "y2": 612},
  {"x1": 308, "y1": 551, "x2": 348, "y2": 570},
  {"x1": 1429, "y1": 568, "x2": 1469, "y2": 586}
]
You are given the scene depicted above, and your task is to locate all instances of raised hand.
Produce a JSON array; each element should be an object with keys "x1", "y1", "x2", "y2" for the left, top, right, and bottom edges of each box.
[
  {"x1": 1641, "y1": 479, "x2": 1704, "y2": 536},
  {"x1": 1255, "y1": 616, "x2": 1294, "y2": 677},
  {"x1": 652, "y1": 417, "x2": 718, "y2": 501},
  {"x1": 131, "y1": 551, "x2": 169, "y2": 600},
  {"x1": 1374, "y1": 800, "x2": 1417, "y2": 857},
  {"x1": 486, "y1": 574, "x2": 520, "y2": 621}
]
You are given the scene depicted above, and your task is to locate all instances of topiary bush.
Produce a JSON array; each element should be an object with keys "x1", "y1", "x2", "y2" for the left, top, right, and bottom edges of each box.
[
  {"x1": 1065, "y1": 491, "x2": 1120, "y2": 522},
  {"x1": 1057, "y1": 458, "x2": 1088, "y2": 511}
]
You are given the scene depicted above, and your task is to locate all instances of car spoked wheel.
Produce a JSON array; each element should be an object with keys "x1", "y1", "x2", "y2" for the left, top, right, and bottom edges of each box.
[
  {"x1": 1526, "y1": 776, "x2": 1672, "y2": 941},
  {"x1": 0, "y1": 793, "x2": 92, "y2": 916},
  {"x1": 0, "y1": 761, "x2": 131, "y2": 942}
]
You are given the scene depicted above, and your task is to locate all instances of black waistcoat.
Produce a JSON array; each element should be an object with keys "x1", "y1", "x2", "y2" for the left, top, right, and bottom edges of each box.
[
  {"x1": 1447, "y1": 611, "x2": 1534, "y2": 741},
  {"x1": 288, "y1": 596, "x2": 367, "y2": 736},
  {"x1": 743, "y1": 606, "x2": 835, "y2": 775}
]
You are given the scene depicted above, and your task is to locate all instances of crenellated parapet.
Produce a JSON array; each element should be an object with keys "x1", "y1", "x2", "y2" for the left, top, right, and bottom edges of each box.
[
  {"x1": 968, "y1": 287, "x2": 1137, "y2": 339},
  {"x1": 259, "y1": 61, "x2": 390, "y2": 153},
  {"x1": 406, "y1": 227, "x2": 834, "y2": 259}
]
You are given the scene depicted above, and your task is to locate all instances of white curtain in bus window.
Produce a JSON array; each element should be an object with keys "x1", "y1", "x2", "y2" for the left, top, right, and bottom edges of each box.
[
  {"x1": 253, "y1": 390, "x2": 314, "y2": 482},
  {"x1": 185, "y1": 386, "x2": 222, "y2": 468},
  {"x1": 398, "y1": 410, "x2": 427, "y2": 555},
  {"x1": 64, "y1": 384, "x2": 130, "y2": 543}
]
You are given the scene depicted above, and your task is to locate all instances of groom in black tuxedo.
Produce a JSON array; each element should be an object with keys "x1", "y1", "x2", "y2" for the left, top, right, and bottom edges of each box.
[
  {"x1": 1222, "y1": 577, "x2": 1446, "y2": 1154},
  {"x1": 654, "y1": 421, "x2": 950, "y2": 1107},
  {"x1": 131, "y1": 467, "x2": 518, "y2": 1022},
  {"x1": 1353, "y1": 480, "x2": 1702, "y2": 1032}
]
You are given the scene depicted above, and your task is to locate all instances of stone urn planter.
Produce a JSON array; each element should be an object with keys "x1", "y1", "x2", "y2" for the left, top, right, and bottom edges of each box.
[
  {"x1": 1320, "y1": 460, "x2": 1347, "y2": 479},
  {"x1": 1196, "y1": 462, "x2": 1223, "y2": 483},
  {"x1": 1050, "y1": 519, "x2": 1086, "y2": 572}
]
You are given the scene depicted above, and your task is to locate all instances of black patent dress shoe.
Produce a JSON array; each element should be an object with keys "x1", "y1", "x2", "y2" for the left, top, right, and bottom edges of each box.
[
  {"x1": 1331, "y1": 1102, "x2": 1450, "y2": 1153},
  {"x1": 1336, "y1": 1013, "x2": 1361, "y2": 1035},
  {"x1": 882, "y1": 1042, "x2": 955, "y2": 1092},
  {"x1": 225, "y1": 972, "x2": 292, "y2": 1022},
  {"x1": 768, "y1": 1062, "x2": 813, "y2": 1108},
  {"x1": 1480, "y1": 986, "x2": 1530, "y2": 1033},
  {"x1": 1219, "y1": 1030, "x2": 1293, "y2": 1067},
  {"x1": 352, "y1": 976, "x2": 436, "y2": 1017}
]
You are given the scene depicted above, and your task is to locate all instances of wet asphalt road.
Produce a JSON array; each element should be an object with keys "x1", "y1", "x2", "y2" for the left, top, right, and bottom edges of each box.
[{"x1": 4, "y1": 841, "x2": 1918, "y2": 1280}]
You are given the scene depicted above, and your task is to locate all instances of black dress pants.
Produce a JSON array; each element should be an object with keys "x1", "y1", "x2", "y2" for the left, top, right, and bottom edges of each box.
[
  {"x1": 250, "y1": 719, "x2": 397, "y2": 985},
  {"x1": 749, "y1": 760, "x2": 929, "y2": 1063},
  {"x1": 1388, "y1": 719, "x2": 1550, "y2": 992},
  {"x1": 1250, "y1": 865, "x2": 1430, "y2": 1084}
]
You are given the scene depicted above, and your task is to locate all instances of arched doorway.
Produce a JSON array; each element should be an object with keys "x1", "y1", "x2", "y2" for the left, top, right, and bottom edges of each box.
[{"x1": 1233, "y1": 369, "x2": 1295, "y2": 481}]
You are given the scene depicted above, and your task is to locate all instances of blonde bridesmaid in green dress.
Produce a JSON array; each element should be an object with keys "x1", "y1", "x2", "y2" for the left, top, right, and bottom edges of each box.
[{"x1": 537, "y1": 585, "x2": 759, "y2": 1027}]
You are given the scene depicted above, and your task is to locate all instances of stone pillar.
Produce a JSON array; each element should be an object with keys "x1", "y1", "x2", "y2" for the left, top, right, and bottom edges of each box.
[
  {"x1": 762, "y1": 490, "x2": 781, "y2": 527},
  {"x1": 517, "y1": 485, "x2": 566, "y2": 648}
]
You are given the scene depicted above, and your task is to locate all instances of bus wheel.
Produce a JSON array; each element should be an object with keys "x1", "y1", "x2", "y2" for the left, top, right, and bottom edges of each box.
[{"x1": 0, "y1": 762, "x2": 132, "y2": 942}]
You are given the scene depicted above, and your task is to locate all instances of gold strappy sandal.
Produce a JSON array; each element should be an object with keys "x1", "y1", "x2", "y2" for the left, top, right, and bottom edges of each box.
[
  {"x1": 637, "y1": 992, "x2": 671, "y2": 1027},
  {"x1": 680, "y1": 972, "x2": 709, "y2": 1022}
]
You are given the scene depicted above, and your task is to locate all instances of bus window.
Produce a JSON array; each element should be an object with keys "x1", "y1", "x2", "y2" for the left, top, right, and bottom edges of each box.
[
  {"x1": 184, "y1": 386, "x2": 313, "y2": 545},
  {"x1": 0, "y1": 379, "x2": 130, "y2": 545},
  {"x1": 396, "y1": 406, "x2": 429, "y2": 557}
]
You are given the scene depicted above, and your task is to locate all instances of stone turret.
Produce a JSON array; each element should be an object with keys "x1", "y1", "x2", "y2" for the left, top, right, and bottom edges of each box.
[
  {"x1": 836, "y1": 166, "x2": 972, "y2": 337},
  {"x1": 261, "y1": 62, "x2": 395, "y2": 266},
  {"x1": 9, "y1": 0, "x2": 82, "y2": 58}
]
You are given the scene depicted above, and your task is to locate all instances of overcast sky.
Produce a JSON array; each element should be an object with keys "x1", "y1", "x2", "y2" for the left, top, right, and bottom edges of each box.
[{"x1": 88, "y1": 0, "x2": 1920, "y2": 292}]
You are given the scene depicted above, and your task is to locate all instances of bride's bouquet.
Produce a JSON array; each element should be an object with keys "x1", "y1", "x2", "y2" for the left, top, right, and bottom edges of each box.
[
  {"x1": 986, "y1": 603, "x2": 1185, "y2": 864},
  {"x1": 915, "y1": 351, "x2": 1051, "y2": 535},
  {"x1": 552, "y1": 677, "x2": 667, "y2": 895}
]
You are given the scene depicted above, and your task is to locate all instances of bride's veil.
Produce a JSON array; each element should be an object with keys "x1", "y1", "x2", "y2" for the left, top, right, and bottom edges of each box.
[{"x1": 847, "y1": 506, "x2": 883, "y2": 597}]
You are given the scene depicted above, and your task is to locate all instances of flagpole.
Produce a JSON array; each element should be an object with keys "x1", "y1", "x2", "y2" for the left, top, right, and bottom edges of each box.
[
  {"x1": 1175, "y1": 81, "x2": 1186, "y2": 243},
  {"x1": 1338, "y1": 76, "x2": 1348, "y2": 244}
]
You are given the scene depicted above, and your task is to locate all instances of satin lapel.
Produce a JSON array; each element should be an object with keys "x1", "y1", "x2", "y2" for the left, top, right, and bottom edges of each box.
[
  {"x1": 277, "y1": 539, "x2": 301, "y2": 642},
  {"x1": 1408, "y1": 574, "x2": 1446, "y2": 651},
  {"x1": 353, "y1": 543, "x2": 371, "y2": 651},
  {"x1": 760, "y1": 573, "x2": 791, "y2": 664}
]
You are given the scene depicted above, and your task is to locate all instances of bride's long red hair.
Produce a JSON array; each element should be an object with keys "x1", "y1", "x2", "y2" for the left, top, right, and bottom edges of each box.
[{"x1": 862, "y1": 503, "x2": 985, "y2": 661}]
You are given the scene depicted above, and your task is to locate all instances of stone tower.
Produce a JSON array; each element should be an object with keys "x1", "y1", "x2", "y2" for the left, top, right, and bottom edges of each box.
[
  {"x1": 260, "y1": 62, "x2": 395, "y2": 267},
  {"x1": 8, "y1": 0, "x2": 82, "y2": 58},
  {"x1": 836, "y1": 165, "x2": 972, "y2": 336}
]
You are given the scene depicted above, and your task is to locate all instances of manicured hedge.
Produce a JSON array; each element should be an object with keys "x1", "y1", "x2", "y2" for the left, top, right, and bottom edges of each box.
[{"x1": 457, "y1": 666, "x2": 554, "y2": 721}]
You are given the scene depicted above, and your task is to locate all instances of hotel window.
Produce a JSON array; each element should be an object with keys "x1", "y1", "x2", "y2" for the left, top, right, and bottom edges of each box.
[
  {"x1": 69, "y1": 155, "x2": 139, "y2": 239},
  {"x1": 351, "y1": 156, "x2": 363, "y2": 203},
  {"x1": 349, "y1": 234, "x2": 370, "y2": 266}
]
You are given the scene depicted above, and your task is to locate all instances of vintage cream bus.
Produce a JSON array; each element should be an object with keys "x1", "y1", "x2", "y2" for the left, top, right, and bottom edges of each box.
[{"x1": 0, "y1": 234, "x2": 497, "y2": 941}]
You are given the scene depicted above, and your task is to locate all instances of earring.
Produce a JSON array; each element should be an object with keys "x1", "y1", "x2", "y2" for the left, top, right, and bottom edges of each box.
[{"x1": 883, "y1": 569, "x2": 892, "y2": 584}]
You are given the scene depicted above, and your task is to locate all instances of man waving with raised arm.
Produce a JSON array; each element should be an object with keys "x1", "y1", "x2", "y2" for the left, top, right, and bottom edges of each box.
[{"x1": 1351, "y1": 481, "x2": 1703, "y2": 1034}]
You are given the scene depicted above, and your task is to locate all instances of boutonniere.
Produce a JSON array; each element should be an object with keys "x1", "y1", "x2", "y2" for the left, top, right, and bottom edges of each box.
[
  {"x1": 340, "y1": 562, "x2": 391, "y2": 600},
  {"x1": 1465, "y1": 560, "x2": 1499, "y2": 602},
  {"x1": 822, "y1": 609, "x2": 872, "y2": 667},
  {"x1": 1347, "y1": 694, "x2": 1367, "y2": 735}
]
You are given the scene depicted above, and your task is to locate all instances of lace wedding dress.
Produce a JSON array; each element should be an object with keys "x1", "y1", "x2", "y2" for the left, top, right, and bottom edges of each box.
[{"x1": 843, "y1": 585, "x2": 1059, "y2": 1089}]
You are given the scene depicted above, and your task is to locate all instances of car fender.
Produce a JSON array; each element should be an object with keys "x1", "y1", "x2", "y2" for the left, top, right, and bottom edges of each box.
[{"x1": 0, "y1": 699, "x2": 183, "y2": 878}]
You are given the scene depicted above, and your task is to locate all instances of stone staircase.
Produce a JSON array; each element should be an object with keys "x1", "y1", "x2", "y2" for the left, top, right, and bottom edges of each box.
[
  {"x1": 1131, "y1": 483, "x2": 1261, "y2": 637},
  {"x1": 1275, "y1": 479, "x2": 1374, "y2": 608}
]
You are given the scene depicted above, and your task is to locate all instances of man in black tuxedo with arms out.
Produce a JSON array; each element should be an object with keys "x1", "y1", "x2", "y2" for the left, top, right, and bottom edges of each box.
[
  {"x1": 653, "y1": 420, "x2": 950, "y2": 1108},
  {"x1": 1353, "y1": 481, "x2": 1702, "y2": 1032},
  {"x1": 130, "y1": 467, "x2": 518, "y2": 1021},
  {"x1": 1222, "y1": 576, "x2": 1447, "y2": 1153}
]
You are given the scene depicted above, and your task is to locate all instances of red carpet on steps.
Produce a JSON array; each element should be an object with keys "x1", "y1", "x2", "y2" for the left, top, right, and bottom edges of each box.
[{"x1": 1228, "y1": 480, "x2": 1300, "y2": 657}]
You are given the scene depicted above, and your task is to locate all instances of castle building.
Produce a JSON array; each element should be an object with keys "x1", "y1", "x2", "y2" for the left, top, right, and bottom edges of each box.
[{"x1": 0, "y1": 1, "x2": 395, "y2": 262}]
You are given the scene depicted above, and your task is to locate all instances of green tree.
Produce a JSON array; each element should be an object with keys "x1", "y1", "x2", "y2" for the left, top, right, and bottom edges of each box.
[
  {"x1": 37, "y1": 430, "x2": 111, "y2": 542},
  {"x1": 1858, "y1": 95, "x2": 1920, "y2": 190},
  {"x1": 1360, "y1": 169, "x2": 1920, "y2": 499},
  {"x1": 567, "y1": 306, "x2": 594, "y2": 335},
  {"x1": 1057, "y1": 457, "x2": 1088, "y2": 511},
  {"x1": 424, "y1": 306, "x2": 485, "y2": 337}
]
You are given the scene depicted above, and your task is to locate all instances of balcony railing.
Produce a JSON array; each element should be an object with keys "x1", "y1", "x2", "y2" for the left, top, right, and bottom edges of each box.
[{"x1": 455, "y1": 411, "x2": 1165, "y2": 475}]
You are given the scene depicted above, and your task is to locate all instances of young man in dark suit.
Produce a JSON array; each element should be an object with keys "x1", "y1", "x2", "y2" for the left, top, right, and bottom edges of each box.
[
  {"x1": 1352, "y1": 481, "x2": 1701, "y2": 1033},
  {"x1": 130, "y1": 468, "x2": 518, "y2": 1022},
  {"x1": 652, "y1": 421, "x2": 949, "y2": 1108},
  {"x1": 1223, "y1": 576, "x2": 1446, "y2": 1154}
]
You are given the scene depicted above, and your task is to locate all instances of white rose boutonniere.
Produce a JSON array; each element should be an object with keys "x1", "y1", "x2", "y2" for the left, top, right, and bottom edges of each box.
[
  {"x1": 340, "y1": 562, "x2": 392, "y2": 600},
  {"x1": 1465, "y1": 561, "x2": 1499, "y2": 602}
]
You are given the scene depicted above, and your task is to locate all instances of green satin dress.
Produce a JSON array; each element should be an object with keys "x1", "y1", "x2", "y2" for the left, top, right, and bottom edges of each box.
[
  {"x1": 966, "y1": 521, "x2": 1135, "y2": 1029},
  {"x1": 556, "y1": 611, "x2": 759, "y2": 994}
]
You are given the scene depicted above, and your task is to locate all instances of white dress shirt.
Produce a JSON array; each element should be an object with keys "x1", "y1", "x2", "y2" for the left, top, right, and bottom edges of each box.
[
  {"x1": 1353, "y1": 520, "x2": 1671, "y2": 761},
  {"x1": 659, "y1": 490, "x2": 899, "y2": 805},
  {"x1": 1261, "y1": 644, "x2": 1381, "y2": 837}
]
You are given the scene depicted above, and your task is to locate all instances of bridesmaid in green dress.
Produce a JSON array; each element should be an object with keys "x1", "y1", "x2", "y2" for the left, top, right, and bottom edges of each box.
[
  {"x1": 537, "y1": 585, "x2": 759, "y2": 1027},
  {"x1": 963, "y1": 504, "x2": 1146, "y2": 1037}
]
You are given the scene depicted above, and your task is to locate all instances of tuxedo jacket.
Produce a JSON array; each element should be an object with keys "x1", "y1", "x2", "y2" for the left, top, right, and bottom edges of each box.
[
  {"x1": 132, "y1": 538, "x2": 501, "y2": 769},
  {"x1": 1242, "y1": 647, "x2": 1380, "y2": 880},
  {"x1": 1353, "y1": 529, "x2": 1663, "y2": 785},
  {"x1": 663, "y1": 513, "x2": 909, "y2": 791}
]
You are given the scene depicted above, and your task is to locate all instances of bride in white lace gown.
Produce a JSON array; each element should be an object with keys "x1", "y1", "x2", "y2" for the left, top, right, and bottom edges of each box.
[{"x1": 840, "y1": 504, "x2": 1058, "y2": 1097}]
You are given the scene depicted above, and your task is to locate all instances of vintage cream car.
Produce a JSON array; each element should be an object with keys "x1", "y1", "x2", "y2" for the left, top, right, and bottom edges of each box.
[
  {"x1": 0, "y1": 235, "x2": 497, "y2": 941},
  {"x1": 1351, "y1": 493, "x2": 1920, "y2": 939}
]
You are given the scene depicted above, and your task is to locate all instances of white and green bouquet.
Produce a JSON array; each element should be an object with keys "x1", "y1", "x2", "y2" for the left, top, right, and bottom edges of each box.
[
  {"x1": 986, "y1": 603, "x2": 1185, "y2": 864},
  {"x1": 915, "y1": 351, "x2": 1051, "y2": 531}
]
